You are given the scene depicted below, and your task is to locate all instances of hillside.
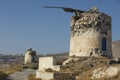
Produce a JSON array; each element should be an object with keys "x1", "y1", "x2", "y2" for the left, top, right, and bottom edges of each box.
[
  {"x1": 46, "y1": 52, "x2": 69, "y2": 57},
  {"x1": 112, "y1": 40, "x2": 120, "y2": 58},
  {"x1": 57, "y1": 56, "x2": 120, "y2": 80}
]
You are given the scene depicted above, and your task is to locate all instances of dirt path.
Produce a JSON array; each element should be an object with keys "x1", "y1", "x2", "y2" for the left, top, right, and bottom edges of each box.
[{"x1": 5, "y1": 69, "x2": 36, "y2": 80}]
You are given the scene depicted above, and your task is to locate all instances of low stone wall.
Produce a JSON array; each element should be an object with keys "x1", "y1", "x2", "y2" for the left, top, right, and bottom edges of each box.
[
  {"x1": 36, "y1": 70, "x2": 54, "y2": 80},
  {"x1": 36, "y1": 70, "x2": 75, "y2": 80},
  {"x1": 38, "y1": 57, "x2": 61, "y2": 71}
]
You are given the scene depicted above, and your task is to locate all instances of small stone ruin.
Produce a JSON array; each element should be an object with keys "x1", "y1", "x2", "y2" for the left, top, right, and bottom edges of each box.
[
  {"x1": 24, "y1": 48, "x2": 36, "y2": 64},
  {"x1": 36, "y1": 56, "x2": 64, "y2": 80}
]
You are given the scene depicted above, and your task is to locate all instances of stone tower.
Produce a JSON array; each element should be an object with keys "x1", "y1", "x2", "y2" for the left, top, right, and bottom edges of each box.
[
  {"x1": 69, "y1": 7, "x2": 112, "y2": 58},
  {"x1": 24, "y1": 48, "x2": 37, "y2": 64}
]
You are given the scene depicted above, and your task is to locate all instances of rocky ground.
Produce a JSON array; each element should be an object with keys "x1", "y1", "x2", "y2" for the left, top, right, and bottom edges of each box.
[{"x1": 57, "y1": 56, "x2": 120, "y2": 80}]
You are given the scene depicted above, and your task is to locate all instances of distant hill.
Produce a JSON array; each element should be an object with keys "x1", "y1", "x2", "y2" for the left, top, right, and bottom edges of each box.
[
  {"x1": 46, "y1": 52, "x2": 69, "y2": 57},
  {"x1": 112, "y1": 40, "x2": 120, "y2": 58}
]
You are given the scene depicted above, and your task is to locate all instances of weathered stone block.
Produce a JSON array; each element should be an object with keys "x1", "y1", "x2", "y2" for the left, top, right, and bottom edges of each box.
[
  {"x1": 36, "y1": 70, "x2": 54, "y2": 80},
  {"x1": 38, "y1": 57, "x2": 61, "y2": 71},
  {"x1": 36, "y1": 70, "x2": 75, "y2": 80}
]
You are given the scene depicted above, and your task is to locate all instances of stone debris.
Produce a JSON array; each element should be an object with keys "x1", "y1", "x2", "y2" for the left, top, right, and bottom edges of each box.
[
  {"x1": 62, "y1": 57, "x2": 80, "y2": 65},
  {"x1": 107, "y1": 58, "x2": 120, "y2": 64},
  {"x1": 91, "y1": 66, "x2": 120, "y2": 79}
]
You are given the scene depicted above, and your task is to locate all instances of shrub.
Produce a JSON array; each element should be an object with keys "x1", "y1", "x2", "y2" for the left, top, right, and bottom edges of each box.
[
  {"x1": 0, "y1": 71, "x2": 8, "y2": 80},
  {"x1": 23, "y1": 63, "x2": 38, "y2": 69},
  {"x1": 45, "y1": 68, "x2": 54, "y2": 72},
  {"x1": 28, "y1": 74, "x2": 41, "y2": 80},
  {"x1": 4, "y1": 66, "x2": 24, "y2": 75},
  {"x1": 55, "y1": 73, "x2": 75, "y2": 80}
]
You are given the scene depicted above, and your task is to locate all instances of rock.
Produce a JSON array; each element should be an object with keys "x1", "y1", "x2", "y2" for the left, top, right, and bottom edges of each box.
[
  {"x1": 62, "y1": 57, "x2": 73, "y2": 65},
  {"x1": 73, "y1": 57, "x2": 80, "y2": 62},
  {"x1": 113, "y1": 58, "x2": 120, "y2": 62},
  {"x1": 85, "y1": 64, "x2": 94, "y2": 68},
  {"x1": 91, "y1": 66, "x2": 120, "y2": 79},
  {"x1": 62, "y1": 57, "x2": 81, "y2": 65},
  {"x1": 107, "y1": 58, "x2": 120, "y2": 64}
]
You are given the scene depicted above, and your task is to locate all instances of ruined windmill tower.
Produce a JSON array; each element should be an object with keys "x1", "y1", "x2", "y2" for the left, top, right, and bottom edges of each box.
[
  {"x1": 24, "y1": 48, "x2": 37, "y2": 64},
  {"x1": 69, "y1": 7, "x2": 112, "y2": 58},
  {"x1": 45, "y1": 6, "x2": 112, "y2": 58}
]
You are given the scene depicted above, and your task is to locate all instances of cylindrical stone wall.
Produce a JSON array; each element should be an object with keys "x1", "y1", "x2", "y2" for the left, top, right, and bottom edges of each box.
[
  {"x1": 70, "y1": 31, "x2": 101, "y2": 56},
  {"x1": 69, "y1": 11, "x2": 112, "y2": 58}
]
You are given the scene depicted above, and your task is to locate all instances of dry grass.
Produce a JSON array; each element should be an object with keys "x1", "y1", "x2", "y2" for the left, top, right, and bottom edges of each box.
[
  {"x1": 28, "y1": 74, "x2": 41, "y2": 80},
  {"x1": 60, "y1": 57, "x2": 120, "y2": 80},
  {"x1": 54, "y1": 73, "x2": 75, "y2": 80},
  {"x1": 0, "y1": 66, "x2": 23, "y2": 75},
  {"x1": 2, "y1": 66, "x2": 23, "y2": 75},
  {"x1": 45, "y1": 68, "x2": 54, "y2": 72},
  {"x1": 0, "y1": 71, "x2": 8, "y2": 80},
  {"x1": 0, "y1": 64, "x2": 24, "y2": 80},
  {"x1": 0, "y1": 63, "x2": 38, "y2": 80},
  {"x1": 23, "y1": 63, "x2": 38, "y2": 69}
]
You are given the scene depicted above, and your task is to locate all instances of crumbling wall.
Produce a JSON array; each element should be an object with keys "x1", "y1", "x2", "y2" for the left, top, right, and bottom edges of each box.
[
  {"x1": 36, "y1": 57, "x2": 61, "y2": 80},
  {"x1": 69, "y1": 8, "x2": 112, "y2": 58}
]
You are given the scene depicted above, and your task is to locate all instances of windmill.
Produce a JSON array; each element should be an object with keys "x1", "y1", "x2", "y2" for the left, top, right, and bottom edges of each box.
[{"x1": 44, "y1": 6, "x2": 85, "y2": 17}]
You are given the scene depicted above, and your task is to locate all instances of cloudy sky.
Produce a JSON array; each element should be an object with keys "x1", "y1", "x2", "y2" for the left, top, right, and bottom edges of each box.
[{"x1": 0, "y1": 0, "x2": 120, "y2": 54}]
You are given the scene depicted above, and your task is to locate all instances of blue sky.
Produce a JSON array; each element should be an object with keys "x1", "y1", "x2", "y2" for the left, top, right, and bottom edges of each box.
[{"x1": 0, "y1": 0, "x2": 120, "y2": 54}]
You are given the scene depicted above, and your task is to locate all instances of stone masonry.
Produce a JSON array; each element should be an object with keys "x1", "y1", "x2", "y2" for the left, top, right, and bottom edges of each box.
[
  {"x1": 36, "y1": 57, "x2": 61, "y2": 80},
  {"x1": 24, "y1": 48, "x2": 36, "y2": 64},
  {"x1": 69, "y1": 7, "x2": 112, "y2": 58},
  {"x1": 38, "y1": 57, "x2": 60, "y2": 71}
]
